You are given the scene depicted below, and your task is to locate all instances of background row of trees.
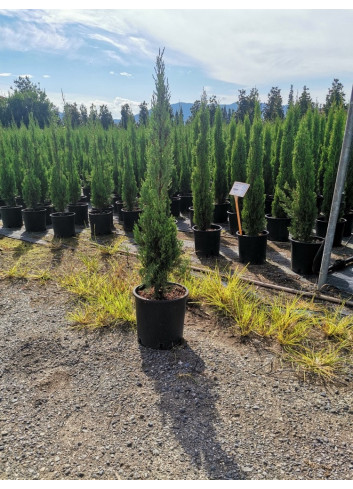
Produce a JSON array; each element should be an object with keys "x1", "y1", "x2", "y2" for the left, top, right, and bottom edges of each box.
[
  {"x1": 0, "y1": 77, "x2": 351, "y2": 233},
  {"x1": 0, "y1": 76, "x2": 346, "y2": 129}
]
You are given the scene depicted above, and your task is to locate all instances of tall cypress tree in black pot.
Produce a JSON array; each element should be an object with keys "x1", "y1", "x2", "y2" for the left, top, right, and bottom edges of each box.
[
  {"x1": 316, "y1": 105, "x2": 346, "y2": 246},
  {"x1": 212, "y1": 106, "x2": 228, "y2": 223},
  {"x1": 21, "y1": 126, "x2": 46, "y2": 232},
  {"x1": 49, "y1": 126, "x2": 75, "y2": 239},
  {"x1": 237, "y1": 102, "x2": 268, "y2": 264},
  {"x1": 289, "y1": 113, "x2": 324, "y2": 274},
  {"x1": 0, "y1": 131, "x2": 23, "y2": 228},
  {"x1": 133, "y1": 49, "x2": 187, "y2": 350},
  {"x1": 191, "y1": 92, "x2": 221, "y2": 256}
]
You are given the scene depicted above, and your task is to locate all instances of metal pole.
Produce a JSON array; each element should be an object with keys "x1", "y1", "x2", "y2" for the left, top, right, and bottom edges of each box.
[{"x1": 317, "y1": 86, "x2": 353, "y2": 290}]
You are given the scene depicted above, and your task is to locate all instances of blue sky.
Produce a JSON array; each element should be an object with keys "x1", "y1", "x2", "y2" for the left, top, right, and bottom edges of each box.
[{"x1": 1, "y1": 3, "x2": 353, "y2": 118}]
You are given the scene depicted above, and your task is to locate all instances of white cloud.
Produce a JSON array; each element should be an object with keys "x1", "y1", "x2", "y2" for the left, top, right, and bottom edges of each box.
[
  {"x1": 46, "y1": 90, "x2": 142, "y2": 119},
  {"x1": 18, "y1": 74, "x2": 33, "y2": 78},
  {"x1": 0, "y1": 73, "x2": 12, "y2": 77},
  {"x1": 120, "y1": 72, "x2": 132, "y2": 78},
  {"x1": 43, "y1": 74, "x2": 51, "y2": 78}
]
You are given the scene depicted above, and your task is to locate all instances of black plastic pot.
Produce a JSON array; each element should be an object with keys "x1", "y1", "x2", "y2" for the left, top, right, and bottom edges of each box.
[
  {"x1": 122, "y1": 208, "x2": 141, "y2": 232},
  {"x1": 316, "y1": 194, "x2": 324, "y2": 215},
  {"x1": 133, "y1": 283, "x2": 189, "y2": 350},
  {"x1": 78, "y1": 195, "x2": 88, "y2": 203},
  {"x1": 265, "y1": 214, "x2": 291, "y2": 242},
  {"x1": 192, "y1": 224, "x2": 222, "y2": 256},
  {"x1": 51, "y1": 212, "x2": 76, "y2": 238},
  {"x1": 178, "y1": 194, "x2": 193, "y2": 214},
  {"x1": 315, "y1": 216, "x2": 346, "y2": 247},
  {"x1": 290, "y1": 236, "x2": 324, "y2": 275},
  {"x1": 15, "y1": 196, "x2": 25, "y2": 208},
  {"x1": 115, "y1": 201, "x2": 124, "y2": 222},
  {"x1": 22, "y1": 208, "x2": 47, "y2": 232},
  {"x1": 343, "y1": 211, "x2": 353, "y2": 237},
  {"x1": 237, "y1": 230, "x2": 269, "y2": 265},
  {"x1": 170, "y1": 196, "x2": 181, "y2": 218},
  {"x1": 0, "y1": 205, "x2": 23, "y2": 228},
  {"x1": 89, "y1": 209, "x2": 112, "y2": 236},
  {"x1": 213, "y1": 202, "x2": 229, "y2": 223},
  {"x1": 189, "y1": 206, "x2": 194, "y2": 229},
  {"x1": 227, "y1": 210, "x2": 238, "y2": 235},
  {"x1": 68, "y1": 202, "x2": 89, "y2": 226},
  {"x1": 265, "y1": 194, "x2": 274, "y2": 215},
  {"x1": 82, "y1": 186, "x2": 91, "y2": 201}
]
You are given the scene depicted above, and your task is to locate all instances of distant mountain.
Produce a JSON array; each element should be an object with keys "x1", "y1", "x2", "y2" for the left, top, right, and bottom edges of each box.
[{"x1": 132, "y1": 101, "x2": 288, "y2": 124}]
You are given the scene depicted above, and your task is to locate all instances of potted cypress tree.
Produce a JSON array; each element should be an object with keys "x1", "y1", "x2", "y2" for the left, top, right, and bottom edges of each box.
[
  {"x1": 289, "y1": 113, "x2": 324, "y2": 274},
  {"x1": 89, "y1": 131, "x2": 114, "y2": 236},
  {"x1": 191, "y1": 92, "x2": 222, "y2": 256},
  {"x1": 49, "y1": 126, "x2": 75, "y2": 238},
  {"x1": 267, "y1": 106, "x2": 296, "y2": 242},
  {"x1": 65, "y1": 120, "x2": 88, "y2": 227},
  {"x1": 212, "y1": 106, "x2": 229, "y2": 223},
  {"x1": 227, "y1": 123, "x2": 247, "y2": 235},
  {"x1": 133, "y1": 49, "x2": 187, "y2": 350},
  {"x1": 21, "y1": 128, "x2": 47, "y2": 232},
  {"x1": 316, "y1": 105, "x2": 347, "y2": 246},
  {"x1": 343, "y1": 143, "x2": 353, "y2": 236},
  {"x1": 0, "y1": 133, "x2": 23, "y2": 228},
  {"x1": 237, "y1": 102, "x2": 268, "y2": 264},
  {"x1": 121, "y1": 140, "x2": 141, "y2": 232}
]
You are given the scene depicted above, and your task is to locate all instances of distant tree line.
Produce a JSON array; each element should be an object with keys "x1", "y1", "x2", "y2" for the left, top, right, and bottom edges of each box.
[{"x1": 0, "y1": 75, "x2": 347, "y2": 131}]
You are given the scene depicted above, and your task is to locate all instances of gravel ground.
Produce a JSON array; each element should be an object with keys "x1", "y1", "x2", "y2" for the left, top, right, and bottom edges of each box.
[{"x1": 1, "y1": 277, "x2": 353, "y2": 481}]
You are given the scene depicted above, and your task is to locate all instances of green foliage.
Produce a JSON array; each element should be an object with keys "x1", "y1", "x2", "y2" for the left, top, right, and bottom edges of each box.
[
  {"x1": 134, "y1": 49, "x2": 182, "y2": 299},
  {"x1": 49, "y1": 127, "x2": 68, "y2": 212},
  {"x1": 322, "y1": 106, "x2": 346, "y2": 218},
  {"x1": 0, "y1": 131, "x2": 17, "y2": 205},
  {"x1": 22, "y1": 169, "x2": 41, "y2": 209},
  {"x1": 65, "y1": 120, "x2": 81, "y2": 204},
  {"x1": 122, "y1": 142, "x2": 138, "y2": 211},
  {"x1": 272, "y1": 105, "x2": 296, "y2": 218},
  {"x1": 229, "y1": 123, "x2": 247, "y2": 212},
  {"x1": 90, "y1": 130, "x2": 113, "y2": 210},
  {"x1": 263, "y1": 86, "x2": 284, "y2": 121},
  {"x1": 191, "y1": 94, "x2": 214, "y2": 230},
  {"x1": 1, "y1": 76, "x2": 59, "y2": 128},
  {"x1": 242, "y1": 103, "x2": 265, "y2": 235},
  {"x1": 213, "y1": 106, "x2": 228, "y2": 204},
  {"x1": 289, "y1": 114, "x2": 317, "y2": 242},
  {"x1": 262, "y1": 122, "x2": 273, "y2": 195}
]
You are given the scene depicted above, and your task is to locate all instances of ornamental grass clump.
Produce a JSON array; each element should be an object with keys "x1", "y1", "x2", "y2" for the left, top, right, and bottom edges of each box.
[{"x1": 134, "y1": 49, "x2": 182, "y2": 300}]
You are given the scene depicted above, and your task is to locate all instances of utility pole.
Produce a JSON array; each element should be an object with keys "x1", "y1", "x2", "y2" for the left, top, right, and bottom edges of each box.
[{"x1": 317, "y1": 86, "x2": 353, "y2": 290}]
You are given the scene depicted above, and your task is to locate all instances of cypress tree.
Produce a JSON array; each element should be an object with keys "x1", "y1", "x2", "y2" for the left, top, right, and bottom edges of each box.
[
  {"x1": 289, "y1": 113, "x2": 316, "y2": 242},
  {"x1": 49, "y1": 126, "x2": 69, "y2": 213},
  {"x1": 272, "y1": 105, "x2": 296, "y2": 218},
  {"x1": 0, "y1": 130, "x2": 17, "y2": 206},
  {"x1": 213, "y1": 106, "x2": 227, "y2": 204},
  {"x1": 322, "y1": 106, "x2": 346, "y2": 219},
  {"x1": 229, "y1": 123, "x2": 247, "y2": 212},
  {"x1": 122, "y1": 141, "x2": 138, "y2": 211},
  {"x1": 191, "y1": 92, "x2": 213, "y2": 231},
  {"x1": 134, "y1": 49, "x2": 182, "y2": 299},
  {"x1": 262, "y1": 122, "x2": 273, "y2": 196},
  {"x1": 242, "y1": 102, "x2": 265, "y2": 235}
]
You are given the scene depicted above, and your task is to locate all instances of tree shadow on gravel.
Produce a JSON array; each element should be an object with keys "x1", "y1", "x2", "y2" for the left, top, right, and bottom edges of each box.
[{"x1": 139, "y1": 343, "x2": 245, "y2": 480}]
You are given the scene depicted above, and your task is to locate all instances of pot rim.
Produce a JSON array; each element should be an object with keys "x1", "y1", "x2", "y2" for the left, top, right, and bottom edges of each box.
[
  {"x1": 133, "y1": 282, "x2": 189, "y2": 303},
  {"x1": 192, "y1": 224, "x2": 222, "y2": 232},
  {"x1": 289, "y1": 235, "x2": 325, "y2": 244},
  {"x1": 236, "y1": 230, "x2": 269, "y2": 237}
]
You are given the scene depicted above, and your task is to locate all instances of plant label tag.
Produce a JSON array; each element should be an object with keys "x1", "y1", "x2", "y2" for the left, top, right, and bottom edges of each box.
[{"x1": 229, "y1": 181, "x2": 250, "y2": 198}]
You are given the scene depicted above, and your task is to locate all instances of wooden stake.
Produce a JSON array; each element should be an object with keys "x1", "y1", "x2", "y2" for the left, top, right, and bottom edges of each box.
[{"x1": 234, "y1": 196, "x2": 242, "y2": 235}]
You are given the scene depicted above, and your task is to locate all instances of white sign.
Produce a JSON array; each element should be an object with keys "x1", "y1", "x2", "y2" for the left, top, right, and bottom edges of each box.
[{"x1": 229, "y1": 181, "x2": 250, "y2": 198}]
